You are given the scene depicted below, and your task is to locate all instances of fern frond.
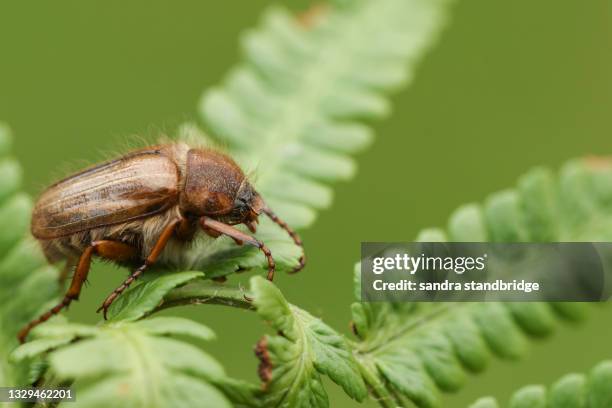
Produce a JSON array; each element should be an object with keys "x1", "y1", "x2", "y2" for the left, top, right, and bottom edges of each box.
[
  {"x1": 12, "y1": 318, "x2": 232, "y2": 408},
  {"x1": 0, "y1": 123, "x2": 62, "y2": 396},
  {"x1": 350, "y1": 158, "x2": 611, "y2": 407},
  {"x1": 201, "y1": 0, "x2": 453, "y2": 230},
  {"x1": 469, "y1": 360, "x2": 612, "y2": 407}
]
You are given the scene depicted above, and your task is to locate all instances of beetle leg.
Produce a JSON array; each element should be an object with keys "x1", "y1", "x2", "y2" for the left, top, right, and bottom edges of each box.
[
  {"x1": 262, "y1": 207, "x2": 306, "y2": 274},
  {"x1": 200, "y1": 217, "x2": 275, "y2": 281},
  {"x1": 18, "y1": 240, "x2": 137, "y2": 343},
  {"x1": 96, "y1": 218, "x2": 182, "y2": 319},
  {"x1": 201, "y1": 224, "x2": 223, "y2": 238},
  {"x1": 175, "y1": 216, "x2": 197, "y2": 241}
]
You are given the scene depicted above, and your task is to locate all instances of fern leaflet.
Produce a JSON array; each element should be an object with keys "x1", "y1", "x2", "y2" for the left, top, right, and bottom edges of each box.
[
  {"x1": 0, "y1": 123, "x2": 62, "y2": 404},
  {"x1": 12, "y1": 317, "x2": 231, "y2": 408},
  {"x1": 469, "y1": 360, "x2": 612, "y2": 407}
]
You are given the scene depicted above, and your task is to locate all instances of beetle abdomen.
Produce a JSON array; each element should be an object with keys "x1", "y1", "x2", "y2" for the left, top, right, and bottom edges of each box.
[{"x1": 32, "y1": 149, "x2": 180, "y2": 240}]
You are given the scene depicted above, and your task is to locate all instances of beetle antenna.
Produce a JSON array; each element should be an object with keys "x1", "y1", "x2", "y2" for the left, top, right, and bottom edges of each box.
[{"x1": 262, "y1": 207, "x2": 306, "y2": 274}]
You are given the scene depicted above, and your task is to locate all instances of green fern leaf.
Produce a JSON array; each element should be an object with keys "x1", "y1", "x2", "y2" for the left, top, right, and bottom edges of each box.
[
  {"x1": 351, "y1": 158, "x2": 610, "y2": 407},
  {"x1": 11, "y1": 318, "x2": 232, "y2": 408},
  {"x1": 212, "y1": 377, "x2": 264, "y2": 408},
  {"x1": 251, "y1": 276, "x2": 367, "y2": 408},
  {"x1": 0, "y1": 123, "x2": 62, "y2": 397},
  {"x1": 468, "y1": 360, "x2": 612, "y2": 407},
  {"x1": 106, "y1": 270, "x2": 204, "y2": 321}
]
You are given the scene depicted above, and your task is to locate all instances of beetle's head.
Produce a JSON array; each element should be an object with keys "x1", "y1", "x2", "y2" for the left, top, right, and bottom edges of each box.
[
  {"x1": 180, "y1": 149, "x2": 262, "y2": 230},
  {"x1": 181, "y1": 149, "x2": 305, "y2": 272}
]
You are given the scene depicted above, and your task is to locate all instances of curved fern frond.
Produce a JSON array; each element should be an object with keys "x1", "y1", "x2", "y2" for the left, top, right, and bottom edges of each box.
[
  {"x1": 351, "y1": 157, "x2": 612, "y2": 407},
  {"x1": 469, "y1": 360, "x2": 612, "y2": 407},
  {"x1": 11, "y1": 318, "x2": 232, "y2": 408},
  {"x1": 201, "y1": 0, "x2": 453, "y2": 230},
  {"x1": 0, "y1": 123, "x2": 61, "y2": 398}
]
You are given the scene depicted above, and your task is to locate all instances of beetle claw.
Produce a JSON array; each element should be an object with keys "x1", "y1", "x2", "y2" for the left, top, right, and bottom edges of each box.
[{"x1": 96, "y1": 303, "x2": 110, "y2": 320}]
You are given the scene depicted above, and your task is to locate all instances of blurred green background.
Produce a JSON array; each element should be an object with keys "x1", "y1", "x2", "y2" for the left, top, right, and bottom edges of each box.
[{"x1": 1, "y1": 0, "x2": 611, "y2": 406}]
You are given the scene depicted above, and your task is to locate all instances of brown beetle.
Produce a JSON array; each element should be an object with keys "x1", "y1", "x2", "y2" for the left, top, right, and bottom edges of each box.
[{"x1": 18, "y1": 142, "x2": 305, "y2": 343}]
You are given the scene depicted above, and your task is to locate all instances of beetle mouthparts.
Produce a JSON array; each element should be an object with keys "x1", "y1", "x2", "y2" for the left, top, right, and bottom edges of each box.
[{"x1": 246, "y1": 220, "x2": 258, "y2": 233}]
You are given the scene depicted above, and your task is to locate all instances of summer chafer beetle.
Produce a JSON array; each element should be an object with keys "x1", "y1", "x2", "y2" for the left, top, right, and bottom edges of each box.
[{"x1": 18, "y1": 142, "x2": 305, "y2": 343}]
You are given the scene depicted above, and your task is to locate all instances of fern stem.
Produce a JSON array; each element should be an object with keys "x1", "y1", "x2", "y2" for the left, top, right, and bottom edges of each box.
[{"x1": 154, "y1": 280, "x2": 254, "y2": 314}]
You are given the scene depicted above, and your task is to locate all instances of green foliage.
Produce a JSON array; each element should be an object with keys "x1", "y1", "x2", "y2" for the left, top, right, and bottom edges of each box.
[
  {"x1": 469, "y1": 360, "x2": 612, "y2": 408},
  {"x1": 251, "y1": 276, "x2": 367, "y2": 408},
  {"x1": 10, "y1": 270, "x2": 241, "y2": 408},
  {"x1": 349, "y1": 158, "x2": 612, "y2": 407},
  {"x1": 106, "y1": 271, "x2": 204, "y2": 321},
  {"x1": 350, "y1": 296, "x2": 585, "y2": 407},
  {"x1": 0, "y1": 124, "x2": 61, "y2": 399},
  {"x1": 12, "y1": 317, "x2": 231, "y2": 408}
]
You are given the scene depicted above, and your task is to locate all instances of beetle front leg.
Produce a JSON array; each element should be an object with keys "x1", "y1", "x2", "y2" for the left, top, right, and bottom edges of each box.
[
  {"x1": 200, "y1": 217, "x2": 275, "y2": 281},
  {"x1": 96, "y1": 218, "x2": 182, "y2": 319},
  {"x1": 201, "y1": 224, "x2": 222, "y2": 238},
  {"x1": 262, "y1": 207, "x2": 306, "y2": 274}
]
